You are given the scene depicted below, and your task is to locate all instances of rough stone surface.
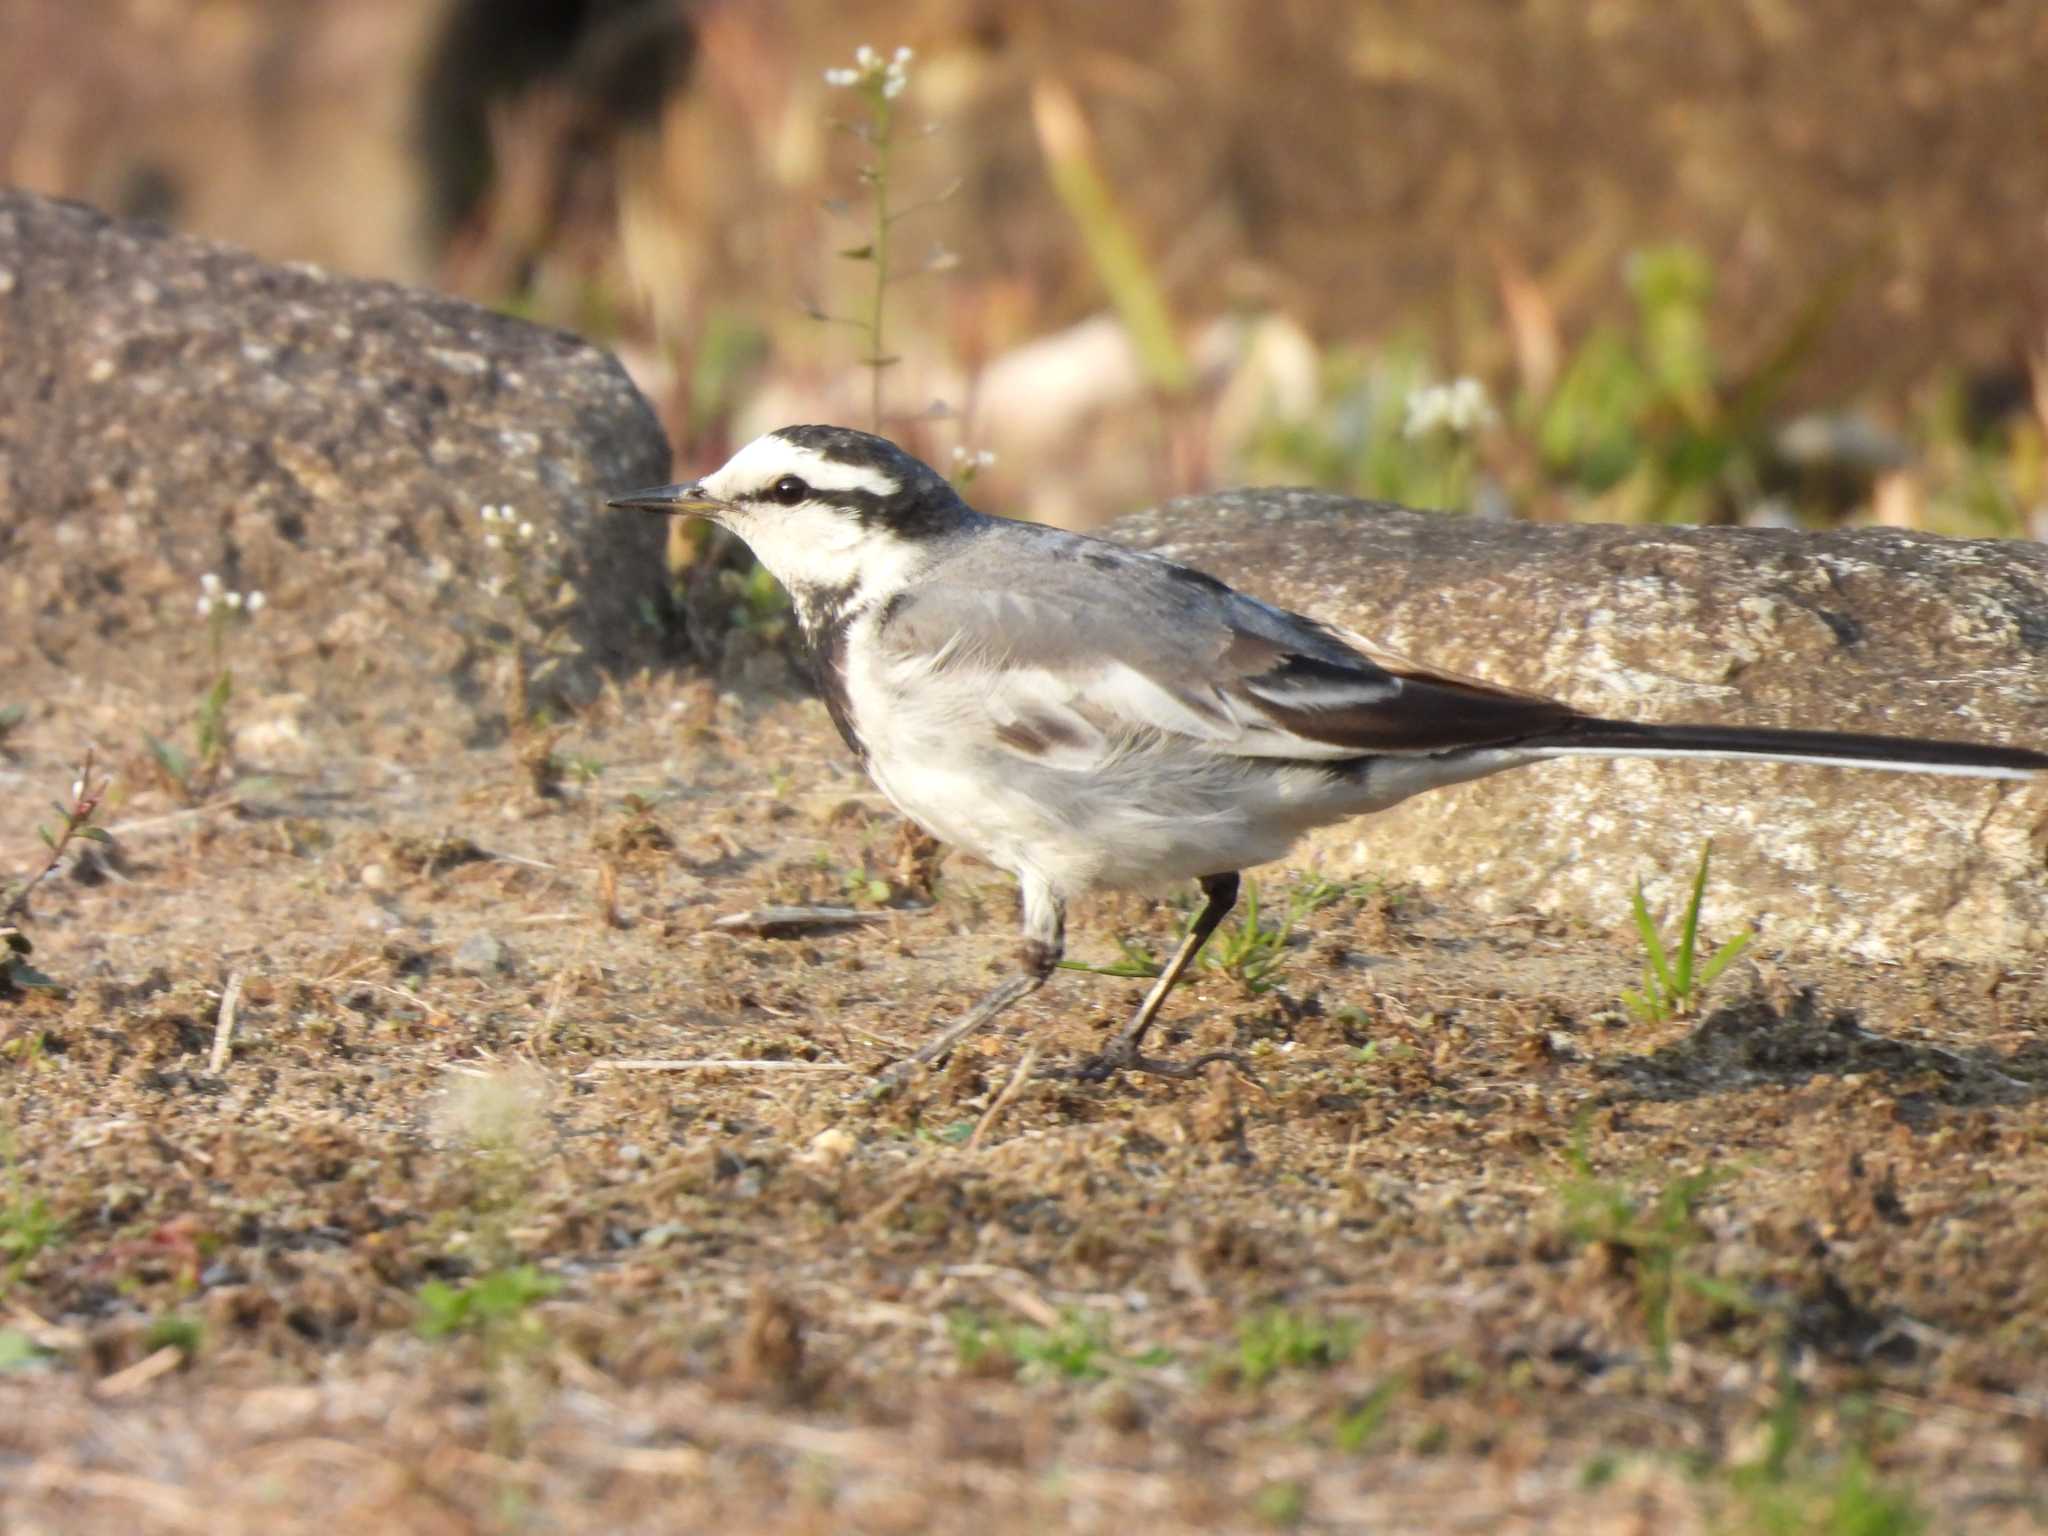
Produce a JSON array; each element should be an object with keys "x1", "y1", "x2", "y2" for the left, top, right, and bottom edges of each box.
[
  {"x1": 0, "y1": 188, "x2": 673, "y2": 717},
  {"x1": 1107, "y1": 490, "x2": 2048, "y2": 963}
]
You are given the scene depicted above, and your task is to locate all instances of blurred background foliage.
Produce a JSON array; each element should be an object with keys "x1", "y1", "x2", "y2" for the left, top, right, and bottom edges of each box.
[{"x1": 3, "y1": 0, "x2": 2044, "y2": 539}]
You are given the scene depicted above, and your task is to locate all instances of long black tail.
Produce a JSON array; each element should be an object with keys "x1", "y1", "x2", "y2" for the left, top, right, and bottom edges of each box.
[{"x1": 1521, "y1": 716, "x2": 2048, "y2": 781}]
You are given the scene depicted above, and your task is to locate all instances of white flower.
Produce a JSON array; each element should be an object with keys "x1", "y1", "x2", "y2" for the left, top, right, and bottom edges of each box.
[
  {"x1": 480, "y1": 504, "x2": 505, "y2": 523},
  {"x1": 245, "y1": 590, "x2": 267, "y2": 614},
  {"x1": 883, "y1": 48, "x2": 912, "y2": 98},
  {"x1": 825, "y1": 42, "x2": 911, "y2": 97},
  {"x1": 484, "y1": 533, "x2": 502, "y2": 551},
  {"x1": 1403, "y1": 377, "x2": 1497, "y2": 440},
  {"x1": 516, "y1": 521, "x2": 535, "y2": 541},
  {"x1": 950, "y1": 446, "x2": 997, "y2": 471},
  {"x1": 223, "y1": 590, "x2": 243, "y2": 610},
  {"x1": 196, "y1": 594, "x2": 215, "y2": 618},
  {"x1": 200, "y1": 572, "x2": 223, "y2": 596}
]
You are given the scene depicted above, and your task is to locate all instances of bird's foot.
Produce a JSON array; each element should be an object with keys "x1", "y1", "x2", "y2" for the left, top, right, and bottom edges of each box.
[{"x1": 1043, "y1": 1044, "x2": 1254, "y2": 1085}]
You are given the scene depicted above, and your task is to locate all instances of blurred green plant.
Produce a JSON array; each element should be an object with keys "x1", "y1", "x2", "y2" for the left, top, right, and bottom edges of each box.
[
  {"x1": 1246, "y1": 336, "x2": 1493, "y2": 511},
  {"x1": 0, "y1": 1136, "x2": 63, "y2": 1293},
  {"x1": 1233, "y1": 1307, "x2": 1358, "y2": 1389},
  {"x1": 1529, "y1": 243, "x2": 1811, "y2": 523},
  {"x1": 1242, "y1": 243, "x2": 1996, "y2": 529},
  {"x1": 417, "y1": 1264, "x2": 560, "y2": 1344},
  {"x1": 0, "y1": 1327, "x2": 48, "y2": 1372},
  {"x1": 1034, "y1": 79, "x2": 1191, "y2": 398},
  {"x1": 142, "y1": 1313, "x2": 203, "y2": 1361},
  {"x1": 1706, "y1": 1359, "x2": 1927, "y2": 1536},
  {"x1": 1908, "y1": 374, "x2": 2048, "y2": 539},
  {"x1": 687, "y1": 307, "x2": 772, "y2": 436},
  {"x1": 948, "y1": 1306, "x2": 1172, "y2": 1383},
  {"x1": 1558, "y1": 1120, "x2": 1749, "y2": 1369}
]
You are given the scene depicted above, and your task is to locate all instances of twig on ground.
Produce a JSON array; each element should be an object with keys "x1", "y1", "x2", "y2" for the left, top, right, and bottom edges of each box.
[
  {"x1": 712, "y1": 905, "x2": 907, "y2": 936},
  {"x1": 207, "y1": 969, "x2": 245, "y2": 1075},
  {"x1": 586, "y1": 1058, "x2": 850, "y2": 1074},
  {"x1": 967, "y1": 1044, "x2": 1040, "y2": 1150},
  {"x1": 93, "y1": 1345, "x2": 185, "y2": 1399}
]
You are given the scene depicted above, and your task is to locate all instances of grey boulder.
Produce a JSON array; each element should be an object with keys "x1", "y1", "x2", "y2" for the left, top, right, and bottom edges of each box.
[
  {"x1": 0, "y1": 188, "x2": 672, "y2": 715},
  {"x1": 1107, "y1": 489, "x2": 2048, "y2": 965}
]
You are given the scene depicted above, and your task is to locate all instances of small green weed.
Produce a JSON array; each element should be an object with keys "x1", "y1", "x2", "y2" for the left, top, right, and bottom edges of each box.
[
  {"x1": 948, "y1": 1307, "x2": 1170, "y2": 1383},
  {"x1": 0, "y1": 703, "x2": 24, "y2": 751},
  {"x1": 1558, "y1": 1121, "x2": 1747, "y2": 1369},
  {"x1": 148, "y1": 574, "x2": 264, "y2": 801},
  {"x1": 3, "y1": 748, "x2": 112, "y2": 994},
  {"x1": 417, "y1": 1264, "x2": 561, "y2": 1343},
  {"x1": 1234, "y1": 1307, "x2": 1358, "y2": 1389},
  {"x1": 1623, "y1": 840, "x2": 1752, "y2": 1024},
  {"x1": 1332, "y1": 1377, "x2": 1401, "y2": 1451},
  {"x1": 1200, "y1": 880, "x2": 1297, "y2": 994},
  {"x1": 0, "y1": 1187, "x2": 62, "y2": 1288},
  {"x1": 0, "y1": 1326, "x2": 49, "y2": 1372},
  {"x1": 1252, "y1": 1480, "x2": 1308, "y2": 1528},
  {"x1": 1706, "y1": 1363, "x2": 1927, "y2": 1536},
  {"x1": 143, "y1": 1313, "x2": 203, "y2": 1360}
]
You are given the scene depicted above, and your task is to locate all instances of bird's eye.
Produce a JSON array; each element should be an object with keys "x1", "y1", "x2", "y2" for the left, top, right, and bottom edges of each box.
[{"x1": 768, "y1": 475, "x2": 809, "y2": 505}]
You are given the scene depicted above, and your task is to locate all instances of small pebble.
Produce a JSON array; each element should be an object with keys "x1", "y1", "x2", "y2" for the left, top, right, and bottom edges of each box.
[
  {"x1": 801, "y1": 1125, "x2": 858, "y2": 1170},
  {"x1": 452, "y1": 932, "x2": 505, "y2": 976}
]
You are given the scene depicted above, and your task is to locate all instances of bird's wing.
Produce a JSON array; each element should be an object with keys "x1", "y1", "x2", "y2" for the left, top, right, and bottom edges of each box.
[{"x1": 875, "y1": 536, "x2": 1575, "y2": 765}]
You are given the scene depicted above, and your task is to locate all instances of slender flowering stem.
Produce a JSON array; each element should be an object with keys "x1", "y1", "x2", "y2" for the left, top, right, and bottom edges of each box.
[
  {"x1": 867, "y1": 118, "x2": 893, "y2": 431},
  {"x1": 824, "y1": 45, "x2": 918, "y2": 432},
  {"x1": 3, "y1": 747, "x2": 110, "y2": 924}
]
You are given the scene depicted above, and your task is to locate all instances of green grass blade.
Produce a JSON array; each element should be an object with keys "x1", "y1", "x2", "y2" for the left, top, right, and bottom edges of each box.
[
  {"x1": 1675, "y1": 840, "x2": 1714, "y2": 997},
  {"x1": 1696, "y1": 929, "x2": 1751, "y2": 990},
  {"x1": 1632, "y1": 879, "x2": 1674, "y2": 998}
]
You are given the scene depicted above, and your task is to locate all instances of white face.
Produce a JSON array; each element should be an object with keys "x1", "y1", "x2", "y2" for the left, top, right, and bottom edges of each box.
[{"x1": 694, "y1": 432, "x2": 927, "y2": 610}]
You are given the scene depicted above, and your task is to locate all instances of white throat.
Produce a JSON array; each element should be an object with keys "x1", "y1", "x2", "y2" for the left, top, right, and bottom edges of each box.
[{"x1": 723, "y1": 501, "x2": 926, "y2": 619}]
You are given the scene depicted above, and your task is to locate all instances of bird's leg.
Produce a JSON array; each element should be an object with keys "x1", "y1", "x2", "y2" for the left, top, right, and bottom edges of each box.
[
  {"x1": 1061, "y1": 872, "x2": 1250, "y2": 1082},
  {"x1": 870, "y1": 878, "x2": 1063, "y2": 1094}
]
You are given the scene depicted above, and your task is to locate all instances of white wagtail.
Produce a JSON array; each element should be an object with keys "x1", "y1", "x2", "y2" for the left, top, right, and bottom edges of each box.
[{"x1": 611, "y1": 426, "x2": 2048, "y2": 1083}]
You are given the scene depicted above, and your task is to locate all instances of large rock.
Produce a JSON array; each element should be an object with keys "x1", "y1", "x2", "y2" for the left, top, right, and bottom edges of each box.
[
  {"x1": 1108, "y1": 490, "x2": 2048, "y2": 964},
  {"x1": 0, "y1": 188, "x2": 672, "y2": 725}
]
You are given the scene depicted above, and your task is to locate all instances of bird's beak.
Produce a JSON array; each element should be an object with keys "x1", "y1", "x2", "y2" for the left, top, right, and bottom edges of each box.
[{"x1": 605, "y1": 482, "x2": 732, "y2": 519}]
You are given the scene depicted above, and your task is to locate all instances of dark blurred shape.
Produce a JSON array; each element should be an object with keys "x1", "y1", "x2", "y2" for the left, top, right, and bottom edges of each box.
[
  {"x1": 1962, "y1": 366, "x2": 2035, "y2": 437},
  {"x1": 414, "y1": 0, "x2": 695, "y2": 246},
  {"x1": 113, "y1": 162, "x2": 183, "y2": 227}
]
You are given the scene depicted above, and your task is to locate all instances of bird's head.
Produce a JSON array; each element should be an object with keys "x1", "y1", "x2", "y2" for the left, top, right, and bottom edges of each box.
[{"x1": 609, "y1": 426, "x2": 970, "y2": 606}]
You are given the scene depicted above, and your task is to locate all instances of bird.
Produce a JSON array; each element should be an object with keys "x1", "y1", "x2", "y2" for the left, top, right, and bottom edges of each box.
[{"x1": 610, "y1": 425, "x2": 2048, "y2": 1085}]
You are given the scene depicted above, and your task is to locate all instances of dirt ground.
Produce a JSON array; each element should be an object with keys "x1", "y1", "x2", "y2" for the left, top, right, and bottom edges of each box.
[{"x1": 3, "y1": 618, "x2": 2047, "y2": 1535}]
